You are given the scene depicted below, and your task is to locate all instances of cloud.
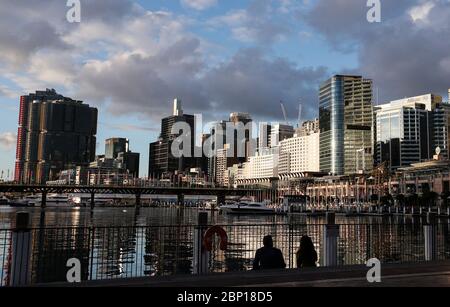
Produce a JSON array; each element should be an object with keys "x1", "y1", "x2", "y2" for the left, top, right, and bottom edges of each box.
[
  {"x1": 0, "y1": 132, "x2": 16, "y2": 150},
  {"x1": 304, "y1": 0, "x2": 450, "y2": 102},
  {"x1": 181, "y1": 0, "x2": 218, "y2": 10},
  {"x1": 208, "y1": 0, "x2": 292, "y2": 44}
]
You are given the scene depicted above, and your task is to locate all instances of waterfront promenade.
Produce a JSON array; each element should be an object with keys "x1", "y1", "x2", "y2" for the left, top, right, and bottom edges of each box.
[{"x1": 41, "y1": 261, "x2": 450, "y2": 287}]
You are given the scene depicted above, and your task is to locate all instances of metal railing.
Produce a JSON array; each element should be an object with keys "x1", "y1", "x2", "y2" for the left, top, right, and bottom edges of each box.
[{"x1": 1, "y1": 222, "x2": 450, "y2": 286}]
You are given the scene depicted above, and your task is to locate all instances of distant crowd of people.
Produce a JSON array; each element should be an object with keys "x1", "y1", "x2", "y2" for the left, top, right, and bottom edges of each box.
[{"x1": 253, "y1": 235, "x2": 318, "y2": 270}]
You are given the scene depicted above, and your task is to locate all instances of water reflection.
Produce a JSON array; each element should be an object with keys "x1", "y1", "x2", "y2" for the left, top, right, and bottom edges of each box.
[{"x1": 0, "y1": 206, "x2": 449, "y2": 284}]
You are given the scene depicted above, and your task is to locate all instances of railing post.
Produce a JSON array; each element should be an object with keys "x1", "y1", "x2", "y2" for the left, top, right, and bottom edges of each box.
[
  {"x1": 135, "y1": 192, "x2": 141, "y2": 208},
  {"x1": 323, "y1": 212, "x2": 339, "y2": 267},
  {"x1": 90, "y1": 192, "x2": 95, "y2": 211},
  {"x1": 424, "y1": 212, "x2": 437, "y2": 262},
  {"x1": 178, "y1": 194, "x2": 185, "y2": 206},
  {"x1": 10, "y1": 212, "x2": 32, "y2": 286},
  {"x1": 193, "y1": 212, "x2": 209, "y2": 275},
  {"x1": 41, "y1": 189, "x2": 47, "y2": 209}
]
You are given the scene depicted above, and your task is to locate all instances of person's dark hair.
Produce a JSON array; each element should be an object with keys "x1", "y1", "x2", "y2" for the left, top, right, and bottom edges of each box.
[
  {"x1": 263, "y1": 235, "x2": 273, "y2": 248},
  {"x1": 299, "y1": 235, "x2": 315, "y2": 254}
]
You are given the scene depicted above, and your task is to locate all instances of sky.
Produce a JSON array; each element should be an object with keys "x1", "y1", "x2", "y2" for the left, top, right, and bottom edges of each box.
[{"x1": 0, "y1": 0, "x2": 450, "y2": 178}]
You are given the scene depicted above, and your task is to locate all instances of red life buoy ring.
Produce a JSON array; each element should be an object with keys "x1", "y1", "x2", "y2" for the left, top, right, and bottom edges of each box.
[{"x1": 203, "y1": 226, "x2": 228, "y2": 252}]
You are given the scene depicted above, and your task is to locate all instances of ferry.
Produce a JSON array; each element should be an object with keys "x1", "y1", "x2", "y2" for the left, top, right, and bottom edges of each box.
[{"x1": 219, "y1": 200, "x2": 276, "y2": 215}]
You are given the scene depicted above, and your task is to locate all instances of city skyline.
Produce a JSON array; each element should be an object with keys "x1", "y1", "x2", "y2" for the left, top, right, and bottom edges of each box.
[{"x1": 1, "y1": 0, "x2": 450, "y2": 178}]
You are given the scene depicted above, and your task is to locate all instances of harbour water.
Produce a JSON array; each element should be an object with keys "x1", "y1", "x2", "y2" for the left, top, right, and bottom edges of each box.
[{"x1": 1, "y1": 205, "x2": 450, "y2": 285}]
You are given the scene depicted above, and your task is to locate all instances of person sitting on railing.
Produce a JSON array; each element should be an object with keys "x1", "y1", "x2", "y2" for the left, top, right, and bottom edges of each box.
[
  {"x1": 296, "y1": 235, "x2": 318, "y2": 269},
  {"x1": 253, "y1": 235, "x2": 286, "y2": 270}
]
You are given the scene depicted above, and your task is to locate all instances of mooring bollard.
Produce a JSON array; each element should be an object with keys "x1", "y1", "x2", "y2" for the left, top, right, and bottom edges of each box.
[
  {"x1": 323, "y1": 212, "x2": 339, "y2": 267},
  {"x1": 424, "y1": 212, "x2": 437, "y2": 262},
  {"x1": 10, "y1": 212, "x2": 32, "y2": 286},
  {"x1": 193, "y1": 212, "x2": 209, "y2": 275}
]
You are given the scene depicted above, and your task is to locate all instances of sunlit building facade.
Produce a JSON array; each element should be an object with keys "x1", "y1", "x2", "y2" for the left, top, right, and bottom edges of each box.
[{"x1": 319, "y1": 75, "x2": 374, "y2": 176}]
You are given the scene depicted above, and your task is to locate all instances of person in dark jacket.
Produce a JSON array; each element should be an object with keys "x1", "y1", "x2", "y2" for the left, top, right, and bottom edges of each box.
[
  {"x1": 296, "y1": 235, "x2": 318, "y2": 268},
  {"x1": 253, "y1": 235, "x2": 286, "y2": 270}
]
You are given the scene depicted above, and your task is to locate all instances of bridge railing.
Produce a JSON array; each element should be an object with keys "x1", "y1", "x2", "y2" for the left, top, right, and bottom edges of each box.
[{"x1": 1, "y1": 222, "x2": 450, "y2": 286}]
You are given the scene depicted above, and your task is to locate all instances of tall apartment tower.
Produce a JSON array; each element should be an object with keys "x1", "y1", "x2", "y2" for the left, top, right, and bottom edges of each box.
[
  {"x1": 15, "y1": 89, "x2": 98, "y2": 184},
  {"x1": 319, "y1": 75, "x2": 374, "y2": 175}
]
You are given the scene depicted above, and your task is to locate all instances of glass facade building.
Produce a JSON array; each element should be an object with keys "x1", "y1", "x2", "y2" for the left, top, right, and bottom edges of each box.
[
  {"x1": 375, "y1": 94, "x2": 448, "y2": 171},
  {"x1": 319, "y1": 75, "x2": 373, "y2": 175}
]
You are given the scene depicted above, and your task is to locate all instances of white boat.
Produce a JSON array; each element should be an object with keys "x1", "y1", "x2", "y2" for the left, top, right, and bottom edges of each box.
[{"x1": 220, "y1": 200, "x2": 276, "y2": 215}]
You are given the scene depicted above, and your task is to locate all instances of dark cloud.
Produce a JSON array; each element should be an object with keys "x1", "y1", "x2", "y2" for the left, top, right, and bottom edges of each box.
[
  {"x1": 204, "y1": 49, "x2": 327, "y2": 121},
  {"x1": 76, "y1": 45, "x2": 326, "y2": 123},
  {"x1": 304, "y1": 0, "x2": 450, "y2": 102}
]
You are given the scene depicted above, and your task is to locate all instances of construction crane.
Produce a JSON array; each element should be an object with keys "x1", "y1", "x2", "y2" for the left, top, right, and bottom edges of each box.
[
  {"x1": 297, "y1": 101, "x2": 302, "y2": 128},
  {"x1": 279, "y1": 101, "x2": 290, "y2": 126}
]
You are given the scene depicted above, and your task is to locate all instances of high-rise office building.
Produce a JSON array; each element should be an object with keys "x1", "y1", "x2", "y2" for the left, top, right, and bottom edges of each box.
[
  {"x1": 149, "y1": 99, "x2": 195, "y2": 177},
  {"x1": 319, "y1": 75, "x2": 373, "y2": 175},
  {"x1": 269, "y1": 124, "x2": 294, "y2": 147},
  {"x1": 105, "y1": 138, "x2": 129, "y2": 159},
  {"x1": 117, "y1": 151, "x2": 140, "y2": 178},
  {"x1": 258, "y1": 123, "x2": 272, "y2": 151},
  {"x1": 375, "y1": 94, "x2": 445, "y2": 170},
  {"x1": 207, "y1": 113, "x2": 253, "y2": 183},
  {"x1": 14, "y1": 89, "x2": 98, "y2": 184}
]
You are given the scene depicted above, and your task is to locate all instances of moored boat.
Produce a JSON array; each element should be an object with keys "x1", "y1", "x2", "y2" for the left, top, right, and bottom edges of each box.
[{"x1": 220, "y1": 200, "x2": 276, "y2": 215}]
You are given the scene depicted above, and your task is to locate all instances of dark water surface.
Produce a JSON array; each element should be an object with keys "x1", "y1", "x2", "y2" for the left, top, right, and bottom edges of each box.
[{"x1": 1, "y1": 206, "x2": 449, "y2": 285}]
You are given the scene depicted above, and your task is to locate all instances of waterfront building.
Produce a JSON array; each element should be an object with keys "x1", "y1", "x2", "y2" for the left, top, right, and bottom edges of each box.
[
  {"x1": 14, "y1": 89, "x2": 98, "y2": 184},
  {"x1": 319, "y1": 75, "x2": 374, "y2": 176},
  {"x1": 279, "y1": 119, "x2": 320, "y2": 175},
  {"x1": 375, "y1": 94, "x2": 445, "y2": 171},
  {"x1": 149, "y1": 99, "x2": 195, "y2": 178}
]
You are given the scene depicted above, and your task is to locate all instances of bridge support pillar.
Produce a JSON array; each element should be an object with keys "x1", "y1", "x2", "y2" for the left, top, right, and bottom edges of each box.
[
  {"x1": 217, "y1": 194, "x2": 225, "y2": 207},
  {"x1": 135, "y1": 193, "x2": 141, "y2": 208},
  {"x1": 177, "y1": 194, "x2": 185, "y2": 206},
  {"x1": 193, "y1": 212, "x2": 209, "y2": 275},
  {"x1": 90, "y1": 192, "x2": 95, "y2": 211},
  {"x1": 10, "y1": 212, "x2": 32, "y2": 286},
  {"x1": 424, "y1": 213, "x2": 437, "y2": 261},
  {"x1": 41, "y1": 190, "x2": 47, "y2": 209},
  {"x1": 323, "y1": 212, "x2": 339, "y2": 267}
]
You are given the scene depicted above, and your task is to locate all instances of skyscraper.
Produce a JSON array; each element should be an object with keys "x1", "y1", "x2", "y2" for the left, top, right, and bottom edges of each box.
[
  {"x1": 149, "y1": 99, "x2": 195, "y2": 177},
  {"x1": 319, "y1": 75, "x2": 373, "y2": 175},
  {"x1": 375, "y1": 94, "x2": 446, "y2": 170},
  {"x1": 15, "y1": 89, "x2": 98, "y2": 184},
  {"x1": 269, "y1": 124, "x2": 294, "y2": 147},
  {"x1": 105, "y1": 138, "x2": 129, "y2": 159},
  {"x1": 207, "y1": 113, "x2": 253, "y2": 183}
]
